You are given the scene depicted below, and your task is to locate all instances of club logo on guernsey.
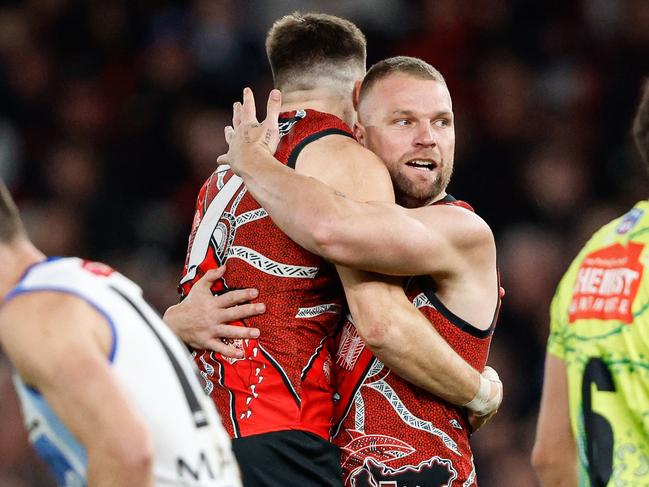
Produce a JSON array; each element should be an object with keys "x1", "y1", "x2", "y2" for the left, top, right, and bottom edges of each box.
[
  {"x1": 81, "y1": 260, "x2": 115, "y2": 277},
  {"x1": 616, "y1": 207, "x2": 644, "y2": 234},
  {"x1": 569, "y1": 242, "x2": 644, "y2": 323},
  {"x1": 278, "y1": 110, "x2": 306, "y2": 136}
]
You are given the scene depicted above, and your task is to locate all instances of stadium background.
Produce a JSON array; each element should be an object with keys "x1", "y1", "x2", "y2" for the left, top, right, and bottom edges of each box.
[{"x1": 0, "y1": 0, "x2": 648, "y2": 485}]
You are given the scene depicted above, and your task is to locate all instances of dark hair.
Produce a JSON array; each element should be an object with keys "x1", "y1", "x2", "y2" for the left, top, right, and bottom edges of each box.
[
  {"x1": 265, "y1": 12, "x2": 366, "y2": 90},
  {"x1": 359, "y1": 56, "x2": 446, "y2": 102},
  {"x1": 633, "y1": 79, "x2": 649, "y2": 168},
  {"x1": 0, "y1": 181, "x2": 26, "y2": 244}
]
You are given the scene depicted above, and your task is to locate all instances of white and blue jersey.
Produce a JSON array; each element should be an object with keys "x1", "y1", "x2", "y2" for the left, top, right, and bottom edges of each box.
[{"x1": 7, "y1": 257, "x2": 241, "y2": 487}]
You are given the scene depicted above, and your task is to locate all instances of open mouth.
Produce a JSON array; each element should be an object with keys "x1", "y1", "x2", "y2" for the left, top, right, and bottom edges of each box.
[{"x1": 405, "y1": 159, "x2": 437, "y2": 171}]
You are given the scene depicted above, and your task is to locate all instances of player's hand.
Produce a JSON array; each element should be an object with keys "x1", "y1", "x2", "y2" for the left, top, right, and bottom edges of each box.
[
  {"x1": 467, "y1": 403, "x2": 498, "y2": 432},
  {"x1": 217, "y1": 87, "x2": 282, "y2": 174},
  {"x1": 465, "y1": 365, "x2": 503, "y2": 431},
  {"x1": 163, "y1": 265, "x2": 264, "y2": 358}
]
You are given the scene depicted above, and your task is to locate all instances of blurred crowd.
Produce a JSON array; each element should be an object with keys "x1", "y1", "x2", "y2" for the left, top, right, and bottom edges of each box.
[{"x1": 0, "y1": 0, "x2": 648, "y2": 485}]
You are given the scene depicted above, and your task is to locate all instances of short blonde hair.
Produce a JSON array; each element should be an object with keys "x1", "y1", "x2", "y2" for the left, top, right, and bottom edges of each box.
[{"x1": 359, "y1": 56, "x2": 446, "y2": 103}]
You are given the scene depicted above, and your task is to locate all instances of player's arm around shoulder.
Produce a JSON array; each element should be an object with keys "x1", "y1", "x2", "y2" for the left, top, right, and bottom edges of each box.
[
  {"x1": 333, "y1": 204, "x2": 500, "y2": 410},
  {"x1": 246, "y1": 131, "x2": 398, "y2": 256},
  {"x1": 295, "y1": 132, "x2": 395, "y2": 203},
  {"x1": 0, "y1": 292, "x2": 154, "y2": 487},
  {"x1": 218, "y1": 88, "x2": 395, "y2": 252},
  {"x1": 301, "y1": 139, "x2": 499, "y2": 409},
  {"x1": 408, "y1": 204, "x2": 497, "y2": 279},
  {"x1": 293, "y1": 131, "x2": 496, "y2": 277},
  {"x1": 314, "y1": 190, "x2": 497, "y2": 277}
]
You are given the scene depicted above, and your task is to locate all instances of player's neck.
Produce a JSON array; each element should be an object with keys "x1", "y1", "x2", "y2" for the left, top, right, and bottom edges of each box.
[
  {"x1": 0, "y1": 239, "x2": 45, "y2": 298},
  {"x1": 282, "y1": 88, "x2": 356, "y2": 127}
]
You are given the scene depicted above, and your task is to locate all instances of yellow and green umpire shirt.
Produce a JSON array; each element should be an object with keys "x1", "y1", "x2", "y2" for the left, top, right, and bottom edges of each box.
[{"x1": 549, "y1": 200, "x2": 649, "y2": 486}]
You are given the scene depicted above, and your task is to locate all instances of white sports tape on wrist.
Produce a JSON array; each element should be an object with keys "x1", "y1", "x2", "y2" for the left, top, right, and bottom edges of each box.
[{"x1": 464, "y1": 373, "x2": 499, "y2": 416}]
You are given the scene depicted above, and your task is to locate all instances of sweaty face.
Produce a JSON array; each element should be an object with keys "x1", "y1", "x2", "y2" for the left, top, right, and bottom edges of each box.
[{"x1": 357, "y1": 74, "x2": 455, "y2": 208}]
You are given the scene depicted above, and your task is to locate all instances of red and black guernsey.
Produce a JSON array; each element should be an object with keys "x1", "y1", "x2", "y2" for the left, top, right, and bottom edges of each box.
[
  {"x1": 331, "y1": 196, "x2": 500, "y2": 487},
  {"x1": 179, "y1": 109, "x2": 353, "y2": 440}
]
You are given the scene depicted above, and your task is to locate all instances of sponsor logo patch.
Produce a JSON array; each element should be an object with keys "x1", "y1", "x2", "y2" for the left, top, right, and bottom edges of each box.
[{"x1": 569, "y1": 242, "x2": 644, "y2": 323}]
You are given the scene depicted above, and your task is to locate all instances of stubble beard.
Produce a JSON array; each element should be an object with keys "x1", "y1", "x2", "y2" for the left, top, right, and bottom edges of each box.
[{"x1": 391, "y1": 165, "x2": 452, "y2": 208}]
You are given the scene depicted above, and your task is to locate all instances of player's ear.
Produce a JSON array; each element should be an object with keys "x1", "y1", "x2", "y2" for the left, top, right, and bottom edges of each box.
[
  {"x1": 353, "y1": 122, "x2": 366, "y2": 145},
  {"x1": 352, "y1": 80, "x2": 362, "y2": 111}
]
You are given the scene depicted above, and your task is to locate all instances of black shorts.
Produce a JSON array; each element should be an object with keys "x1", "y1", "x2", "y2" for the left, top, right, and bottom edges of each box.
[{"x1": 232, "y1": 430, "x2": 343, "y2": 487}]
